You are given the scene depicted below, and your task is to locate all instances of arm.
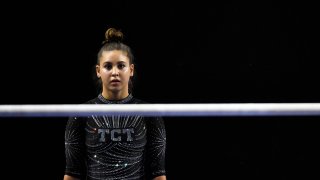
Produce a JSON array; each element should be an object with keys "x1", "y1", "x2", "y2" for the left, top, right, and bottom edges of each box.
[
  {"x1": 64, "y1": 116, "x2": 86, "y2": 179},
  {"x1": 146, "y1": 116, "x2": 167, "y2": 179}
]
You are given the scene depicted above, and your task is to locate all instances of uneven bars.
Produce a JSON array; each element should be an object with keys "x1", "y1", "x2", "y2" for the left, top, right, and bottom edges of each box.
[{"x1": 1, "y1": 103, "x2": 320, "y2": 117}]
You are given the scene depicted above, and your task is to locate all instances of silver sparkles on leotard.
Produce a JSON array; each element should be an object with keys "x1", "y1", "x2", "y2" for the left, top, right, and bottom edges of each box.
[{"x1": 65, "y1": 94, "x2": 166, "y2": 180}]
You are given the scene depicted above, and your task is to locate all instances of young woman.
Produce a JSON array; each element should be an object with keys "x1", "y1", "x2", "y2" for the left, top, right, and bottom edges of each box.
[{"x1": 64, "y1": 28, "x2": 166, "y2": 180}]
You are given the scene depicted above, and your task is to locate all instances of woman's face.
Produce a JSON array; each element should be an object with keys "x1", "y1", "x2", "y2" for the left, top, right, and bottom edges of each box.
[{"x1": 96, "y1": 50, "x2": 134, "y2": 95}]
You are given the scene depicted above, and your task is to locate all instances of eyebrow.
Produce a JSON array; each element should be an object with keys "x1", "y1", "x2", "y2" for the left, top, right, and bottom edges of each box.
[{"x1": 103, "y1": 61, "x2": 127, "y2": 65}]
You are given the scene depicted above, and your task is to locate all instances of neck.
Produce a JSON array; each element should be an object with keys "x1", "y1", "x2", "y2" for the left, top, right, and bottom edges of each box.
[{"x1": 102, "y1": 90, "x2": 129, "y2": 100}]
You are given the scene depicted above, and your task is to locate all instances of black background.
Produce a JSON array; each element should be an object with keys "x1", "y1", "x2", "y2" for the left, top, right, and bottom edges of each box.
[{"x1": 0, "y1": 1, "x2": 319, "y2": 179}]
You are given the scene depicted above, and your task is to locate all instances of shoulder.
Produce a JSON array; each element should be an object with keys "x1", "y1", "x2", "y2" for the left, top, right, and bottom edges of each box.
[
  {"x1": 83, "y1": 97, "x2": 100, "y2": 104},
  {"x1": 131, "y1": 97, "x2": 149, "y2": 104}
]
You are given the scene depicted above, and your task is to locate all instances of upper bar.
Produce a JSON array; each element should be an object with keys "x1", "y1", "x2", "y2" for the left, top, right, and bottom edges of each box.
[{"x1": 1, "y1": 103, "x2": 320, "y2": 117}]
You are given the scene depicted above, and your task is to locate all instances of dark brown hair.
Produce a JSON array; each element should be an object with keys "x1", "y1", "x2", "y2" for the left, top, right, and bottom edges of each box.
[{"x1": 94, "y1": 28, "x2": 135, "y2": 94}]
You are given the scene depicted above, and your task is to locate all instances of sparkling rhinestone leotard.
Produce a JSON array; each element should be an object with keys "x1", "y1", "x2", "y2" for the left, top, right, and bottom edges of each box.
[{"x1": 65, "y1": 94, "x2": 166, "y2": 180}]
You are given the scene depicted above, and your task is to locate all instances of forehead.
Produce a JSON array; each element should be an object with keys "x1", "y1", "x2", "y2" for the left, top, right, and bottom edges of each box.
[{"x1": 100, "y1": 50, "x2": 129, "y2": 63}]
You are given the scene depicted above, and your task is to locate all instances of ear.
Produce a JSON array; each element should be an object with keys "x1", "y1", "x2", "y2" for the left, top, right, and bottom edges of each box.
[
  {"x1": 130, "y1": 64, "x2": 134, "y2": 77},
  {"x1": 96, "y1": 64, "x2": 101, "y2": 78}
]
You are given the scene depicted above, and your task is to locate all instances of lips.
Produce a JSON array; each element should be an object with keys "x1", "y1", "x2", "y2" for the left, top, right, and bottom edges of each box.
[{"x1": 111, "y1": 79, "x2": 120, "y2": 83}]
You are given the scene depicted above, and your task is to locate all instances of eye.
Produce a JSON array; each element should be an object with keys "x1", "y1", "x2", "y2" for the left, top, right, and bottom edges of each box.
[
  {"x1": 118, "y1": 64, "x2": 126, "y2": 69},
  {"x1": 104, "y1": 64, "x2": 112, "y2": 70}
]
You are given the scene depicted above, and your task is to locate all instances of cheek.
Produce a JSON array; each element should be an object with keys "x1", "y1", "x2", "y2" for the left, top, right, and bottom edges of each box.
[
  {"x1": 121, "y1": 69, "x2": 130, "y2": 76},
  {"x1": 101, "y1": 69, "x2": 111, "y2": 75},
  {"x1": 125, "y1": 70, "x2": 132, "y2": 78}
]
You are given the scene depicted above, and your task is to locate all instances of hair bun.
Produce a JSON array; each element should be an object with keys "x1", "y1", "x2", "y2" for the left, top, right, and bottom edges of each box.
[{"x1": 103, "y1": 28, "x2": 124, "y2": 44}]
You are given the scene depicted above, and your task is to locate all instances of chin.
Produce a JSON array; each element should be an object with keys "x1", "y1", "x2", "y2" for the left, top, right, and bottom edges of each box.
[{"x1": 110, "y1": 88, "x2": 122, "y2": 92}]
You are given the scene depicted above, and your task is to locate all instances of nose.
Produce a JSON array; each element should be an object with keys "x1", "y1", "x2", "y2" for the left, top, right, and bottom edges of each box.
[{"x1": 111, "y1": 66, "x2": 119, "y2": 76}]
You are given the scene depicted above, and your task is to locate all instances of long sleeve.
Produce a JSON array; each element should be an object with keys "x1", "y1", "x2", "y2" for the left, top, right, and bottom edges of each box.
[
  {"x1": 64, "y1": 116, "x2": 86, "y2": 179},
  {"x1": 146, "y1": 116, "x2": 167, "y2": 179}
]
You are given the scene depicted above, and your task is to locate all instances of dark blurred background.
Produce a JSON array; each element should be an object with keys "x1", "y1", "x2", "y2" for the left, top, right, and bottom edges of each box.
[{"x1": 0, "y1": 1, "x2": 319, "y2": 179}]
